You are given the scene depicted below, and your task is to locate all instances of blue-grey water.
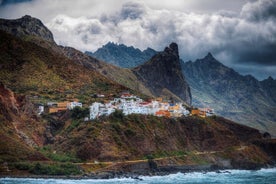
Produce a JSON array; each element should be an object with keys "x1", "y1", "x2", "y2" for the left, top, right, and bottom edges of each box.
[{"x1": 1, "y1": 168, "x2": 276, "y2": 184}]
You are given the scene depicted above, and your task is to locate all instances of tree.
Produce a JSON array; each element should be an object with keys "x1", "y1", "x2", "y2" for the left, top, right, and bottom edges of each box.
[{"x1": 71, "y1": 107, "x2": 89, "y2": 119}]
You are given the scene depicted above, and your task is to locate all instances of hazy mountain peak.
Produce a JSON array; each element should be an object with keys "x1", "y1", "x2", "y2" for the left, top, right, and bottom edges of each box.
[
  {"x1": 266, "y1": 76, "x2": 274, "y2": 81},
  {"x1": 205, "y1": 52, "x2": 214, "y2": 59},
  {"x1": 86, "y1": 42, "x2": 157, "y2": 68}
]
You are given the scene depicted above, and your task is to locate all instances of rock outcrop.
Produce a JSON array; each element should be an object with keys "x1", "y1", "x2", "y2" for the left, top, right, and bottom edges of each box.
[
  {"x1": 133, "y1": 43, "x2": 192, "y2": 104},
  {"x1": 0, "y1": 15, "x2": 54, "y2": 42}
]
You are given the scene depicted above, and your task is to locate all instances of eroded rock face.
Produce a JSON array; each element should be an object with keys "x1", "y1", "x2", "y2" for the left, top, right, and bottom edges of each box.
[
  {"x1": 0, "y1": 15, "x2": 54, "y2": 42},
  {"x1": 133, "y1": 42, "x2": 192, "y2": 104},
  {"x1": 0, "y1": 83, "x2": 19, "y2": 121}
]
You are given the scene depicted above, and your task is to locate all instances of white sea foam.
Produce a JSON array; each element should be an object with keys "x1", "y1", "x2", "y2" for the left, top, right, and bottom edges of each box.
[{"x1": 1, "y1": 168, "x2": 276, "y2": 184}]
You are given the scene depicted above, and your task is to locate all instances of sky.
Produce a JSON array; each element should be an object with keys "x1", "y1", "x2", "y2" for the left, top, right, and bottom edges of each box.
[{"x1": 0, "y1": 0, "x2": 275, "y2": 80}]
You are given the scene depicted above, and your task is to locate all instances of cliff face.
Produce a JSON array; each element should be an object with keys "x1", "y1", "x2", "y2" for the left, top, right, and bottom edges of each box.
[
  {"x1": 182, "y1": 53, "x2": 276, "y2": 136},
  {"x1": 0, "y1": 83, "x2": 47, "y2": 162},
  {"x1": 133, "y1": 43, "x2": 192, "y2": 104}
]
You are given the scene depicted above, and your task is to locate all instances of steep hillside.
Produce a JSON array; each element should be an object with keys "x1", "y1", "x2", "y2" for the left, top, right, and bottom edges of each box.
[
  {"x1": 182, "y1": 53, "x2": 276, "y2": 136},
  {"x1": 85, "y1": 42, "x2": 157, "y2": 68},
  {"x1": 0, "y1": 30, "x2": 127, "y2": 104},
  {"x1": 133, "y1": 43, "x2": 192, "y2": 105},
  {"x1": 0, "y1": 83, "x2": 47, "y2": 162},
  {"x1": 0, "y1": 16, "x2": 155, "y2": 98},
  {"x1": 260, "y1": 76, "x2": 276, "y2": 104},
  {"x1": 45, "y1": 112, "x2": 275, "y2": 173},
  {"x1": 60, "y1": 46, "x2": 155, "y2": 98}
]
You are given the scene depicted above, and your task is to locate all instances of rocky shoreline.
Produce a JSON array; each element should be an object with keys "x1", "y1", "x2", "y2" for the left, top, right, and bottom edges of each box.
[
  {"x1": 1, "y1": 163, "x2": 275, "y2": 180},
  {"x1": 83, "y1": 163, "x2": 273, "y2": 179}
]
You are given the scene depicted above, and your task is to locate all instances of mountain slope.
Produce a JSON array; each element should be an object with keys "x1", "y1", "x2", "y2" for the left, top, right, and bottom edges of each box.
[
  {"x1": 0, "y1": 83, "x2": 47, "y2": 162},
  {"x1": 85, "y1": 42, "x2": 157, "y2": 68},
  {"x1": 50, "y1": 113, "x2": 274, "y2": 171},
  {"x1": 0, "y1": 16, "x2": 192, "y2": 103},
  {"x1": 0, "y1": 30, "x2": 127, "y2": 104},
  {"x1": 182, "y1": 53, "x2": 276, "y2": 135},
  {"x1": 133, "y1": 43, "x2": 192, "y2": 104}
]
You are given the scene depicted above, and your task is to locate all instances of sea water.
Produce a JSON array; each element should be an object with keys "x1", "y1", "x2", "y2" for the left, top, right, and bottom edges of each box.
[{"x1": 1, "y1": 168, "x2": 276, "y2": 184}]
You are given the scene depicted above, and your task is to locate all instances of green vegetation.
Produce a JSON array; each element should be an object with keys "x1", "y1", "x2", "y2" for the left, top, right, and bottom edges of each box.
[
  {"x1": 71, "y1": 107, "x2": 89, "y2": 120},
  {"x1": 144, "y1": 150, "x2": 187, "y2": 159},
  {"x1": 31, "y1": 162, "x2": 81, "y2": 175},
  {"x1": 0, "y1": 30, "x2": 130, "y2": 105},
  {"x1": 12, "y1": 162, "x2": 81, "y2": 175},
  {"x1": 110, "y1": 109, "x2": 124, "y2": 121},
  {"x1": 38, "y1": 146, "x2": 80, "y2": 163},
  {"x1": 66, "y1": 120, "x2": 81, "y2": 133}
]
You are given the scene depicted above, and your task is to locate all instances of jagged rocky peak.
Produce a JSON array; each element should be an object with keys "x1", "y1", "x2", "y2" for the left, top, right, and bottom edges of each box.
[
  {"x1": 133, "y1": 42, "x2": 192, "y2": 105},
  {"x1": 86, "y1": 41, "x2": 157, "y2": 68},
  {"x1": 0, "y1": 15, "x2": 54, "y2": 42},
  {"x1": 164, "y1": 42, "x2": 179, "y2": 56},
  {"x1": 201, "y1": 52, "x2": 218, "y2": 63},
  {"x1": 264, "y1": 76, "x2": 274, "y2": 81}
]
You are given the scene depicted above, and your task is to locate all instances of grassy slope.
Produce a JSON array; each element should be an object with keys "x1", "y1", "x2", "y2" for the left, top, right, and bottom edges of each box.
[
  {"x1": 50, "y1": 113, "x2": 269, "y2": 168},
  {"x1": 0, "y1": 30, "x2": 127, "y2": 105}
]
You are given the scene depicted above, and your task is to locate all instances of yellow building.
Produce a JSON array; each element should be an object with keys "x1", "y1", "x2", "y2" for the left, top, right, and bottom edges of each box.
[{"x1": 191, "y1": 109, "x2": 206, "y2": 117}]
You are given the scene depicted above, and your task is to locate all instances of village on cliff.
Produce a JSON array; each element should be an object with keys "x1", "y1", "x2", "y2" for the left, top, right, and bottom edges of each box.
[{"x1": 36, "y1": 92, "x2": 215, "y2": 120}]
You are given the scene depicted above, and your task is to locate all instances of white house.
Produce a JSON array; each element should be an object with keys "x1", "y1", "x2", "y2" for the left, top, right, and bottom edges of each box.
[
  {"x1": 90, "y1": 102, "x2": 101, "y2": 119},
  {"x1": 38, "y1": 105, "x2": 44, "y2": 115},
  {"x1": 90, "y1": 102, "x2": 115, "y2": 119},
  {"x1": 67, "y1": 101, "x2": 82, "y2": 110}
]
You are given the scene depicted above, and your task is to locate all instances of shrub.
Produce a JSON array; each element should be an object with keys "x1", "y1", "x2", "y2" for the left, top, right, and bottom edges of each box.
[
  {"x1": 71, "y1": 107, "x2": 89, "y2": 119},
  {"x1": 30, "y1": 162, "x2": 81, "y2": 175},
  {"x1": 110, "y1": 109, "x2": 124, "y2": 121},
  {"x1": 124, "y1": 128, "x2": 136, "y2": 137}
]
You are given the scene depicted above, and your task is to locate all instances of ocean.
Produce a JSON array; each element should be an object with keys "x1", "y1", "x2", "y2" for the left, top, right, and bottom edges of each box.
[{"x1": 1, "y1": 168, "x2": 276, "y2": 184}]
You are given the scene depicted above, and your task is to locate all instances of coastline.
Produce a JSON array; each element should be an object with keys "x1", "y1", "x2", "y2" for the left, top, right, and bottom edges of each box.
[{"x1": 1, "y1": 163, "x2": 275, "y2": 180}]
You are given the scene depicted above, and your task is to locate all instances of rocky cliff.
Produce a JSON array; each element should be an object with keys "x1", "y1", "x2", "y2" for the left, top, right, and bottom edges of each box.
[
  {"x1": 86, "y1": 42, "x2": 157, "y2": 68},
  {"x1": 0, "y1": 83, "x2": 47, "y2": 162},
  {"x1": 133, "y1": 43, "x2": 192, "y2": 104},
  {"x1": 182, "y1": 53, "x2": 276, "y2": 136}
]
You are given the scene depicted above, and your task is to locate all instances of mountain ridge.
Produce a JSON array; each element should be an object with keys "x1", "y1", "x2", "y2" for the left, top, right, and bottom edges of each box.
[
  {"x1": 182, "y1": 54, "x2": 276, "y2": 135},
  {"x1": 85, "y1": 42, "x2": 157, "y2": 68},
  {"x1": 87, "y1": 39, "x2": 275, "y2": 135}
]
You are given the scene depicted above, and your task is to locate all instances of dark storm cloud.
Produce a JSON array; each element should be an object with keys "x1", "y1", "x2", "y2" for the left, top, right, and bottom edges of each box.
[
  {"x1": 229, "y1": 42, "x2": 276, "y2": 65},
  {"x1": 241, "y1": 0, "x2": 276, "y2": 22},
  {"x1": 0, "y1": 0, "x2": 31, "y2": 6}
]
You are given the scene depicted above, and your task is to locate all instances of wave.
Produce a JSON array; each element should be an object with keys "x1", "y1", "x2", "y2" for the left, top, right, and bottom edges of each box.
[{"x1": 1, "y1": 168, "x2": 276, "y2": 184}]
